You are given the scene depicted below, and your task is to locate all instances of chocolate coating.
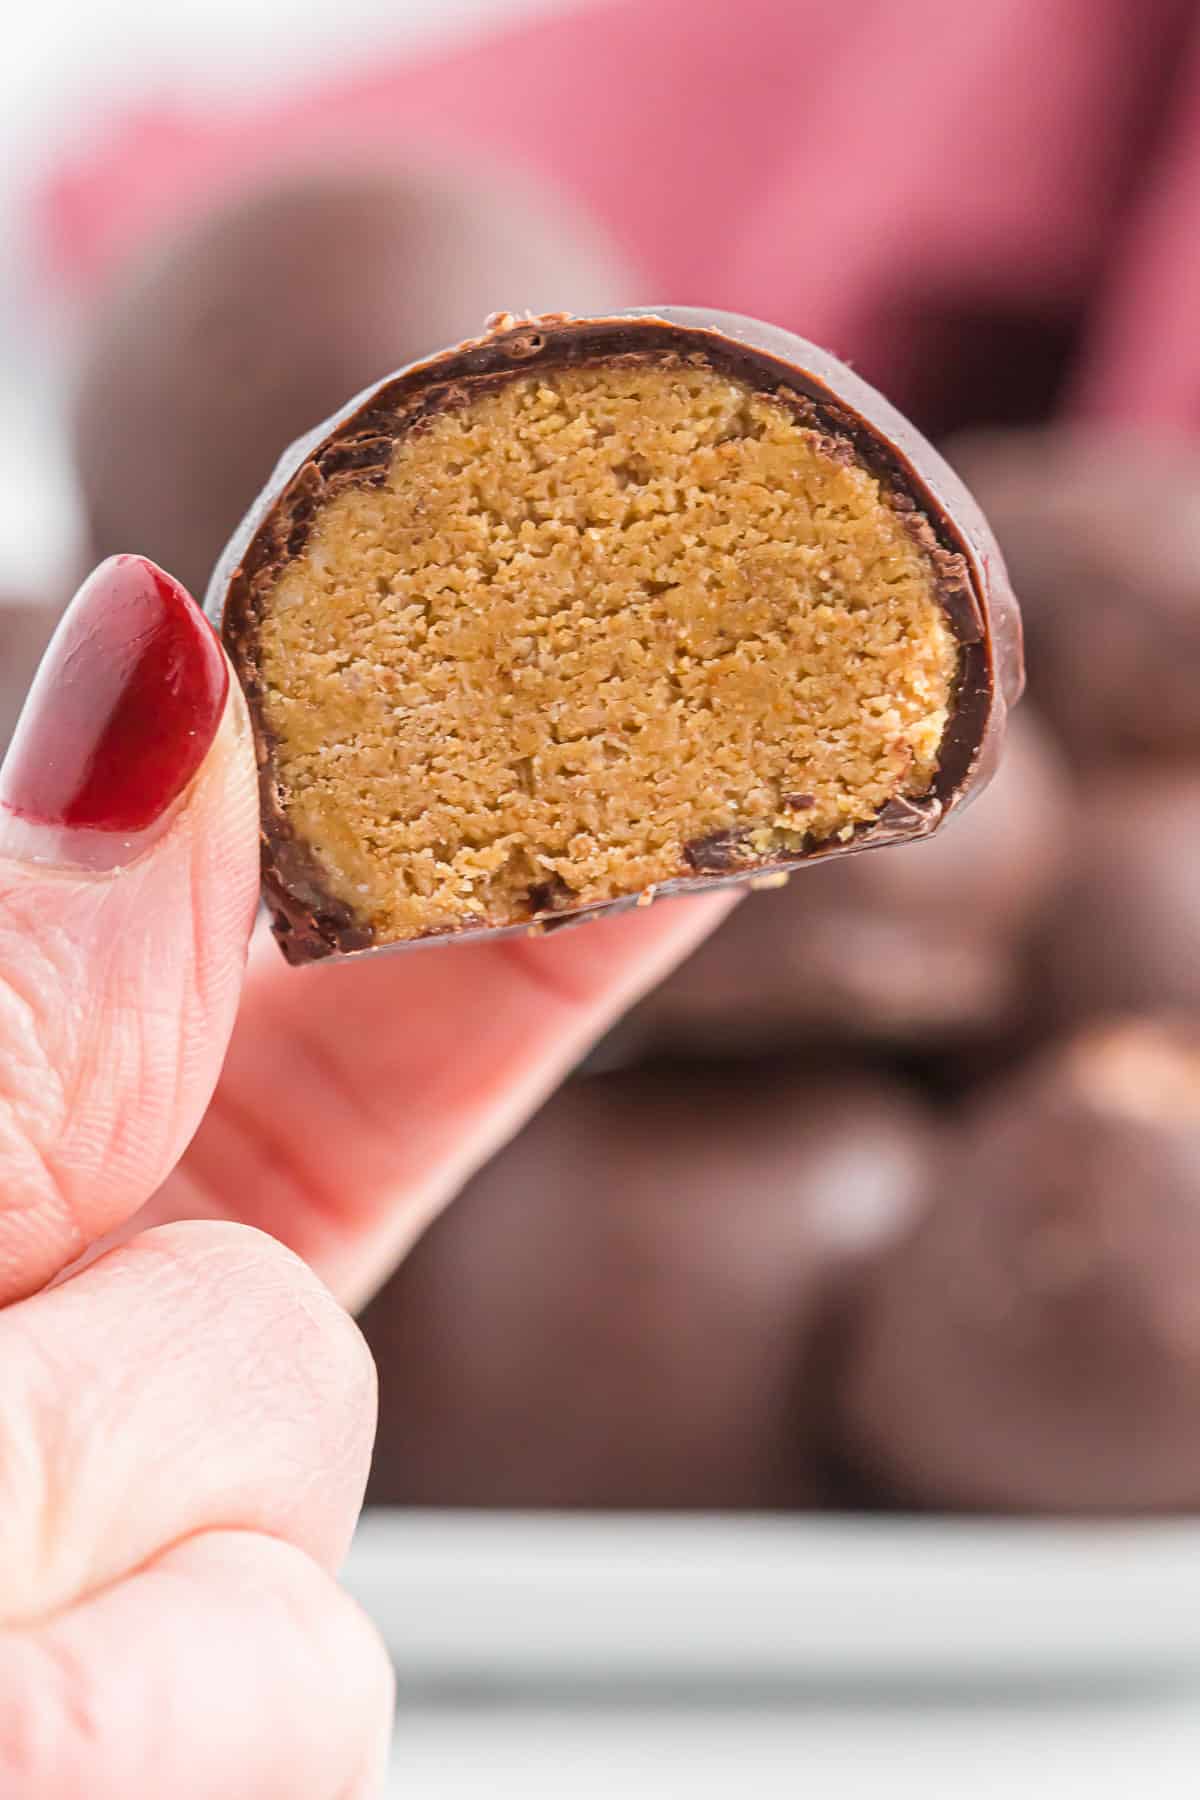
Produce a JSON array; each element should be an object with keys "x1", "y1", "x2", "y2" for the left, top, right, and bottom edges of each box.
[
  {"x1": 73, "y1": 165, "x2": 634, "y2": 596},
  {"x1": 618, "y1": 705, "x2": 1068, "y2": 1056},
  {"x1": 206, "y1": 308, "x2": 1022, "y2": 964},
  {"x1": 363, "y1": 1065, "x2": 933, "y2": 1509},
  {"x1": 837, "y1": 1017, "x2": 1200, "y2": 1513}
]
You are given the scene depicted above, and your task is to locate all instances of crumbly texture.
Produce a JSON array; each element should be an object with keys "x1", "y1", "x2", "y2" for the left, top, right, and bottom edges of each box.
[{"x1": 257, "y1": 360, "x2": 958, "y2": 942}]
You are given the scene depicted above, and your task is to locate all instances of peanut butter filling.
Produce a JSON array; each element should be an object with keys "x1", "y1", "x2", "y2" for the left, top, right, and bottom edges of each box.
[{"x1": 257, "y1": 360, "x2": 958, "y2": 941}]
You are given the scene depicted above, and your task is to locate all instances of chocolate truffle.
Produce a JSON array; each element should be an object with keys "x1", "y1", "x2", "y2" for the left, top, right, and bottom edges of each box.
[
  {"x1": 73, "y1": 164, "x2": 635, "y2": 596},
  {"x1": 951, "y1": 426, "x2": 1200, "y2": 765},
  {"x1": 620, "y1": 705, "x2": 1068, "y2": 1054},
  {"x1": 837, "y1": 1017, "x2": 1200, "y2": 1513},
  {"x1": 1037, "y1": 770, "x2": 1200, "y2": 1028},
  {"x1": 207, "y1": 308, "x2": 1021, "y2": 962},
  {"x1": 363, "y1": 1065, "x2": 933, "y2": 1509}
]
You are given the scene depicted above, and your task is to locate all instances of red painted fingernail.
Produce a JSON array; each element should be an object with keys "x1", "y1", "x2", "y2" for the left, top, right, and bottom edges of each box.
[{"x1": 0, "y1": 556, "x2": 228, "y2": 868}]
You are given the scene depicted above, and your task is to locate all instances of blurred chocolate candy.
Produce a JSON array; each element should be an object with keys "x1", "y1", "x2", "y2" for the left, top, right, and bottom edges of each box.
[
  {"x1": 1038, "y1": 769, "x2": 1200, "y2": 1028},
  {"x1": 614, "y1": 707, "x2": 1068, "y2": 1057},
  {"x1": 73, "y1": 164, "x2": 634, "y2": 594},
  {"x1": 364, "y1": 1066, "x2": 932, "y2": 1509},
  {"x1": 838, "y1": 1016, "x2": 1200, "y2": 1513},
  {"x1": 0, "y1": 599, "x2": 56, "y2": 755},
  {"x1": 952, "y1": 427, "x2": 1200, "y2": 765}
]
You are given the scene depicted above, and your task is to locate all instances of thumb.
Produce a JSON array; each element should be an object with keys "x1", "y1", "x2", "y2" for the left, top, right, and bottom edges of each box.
[{"x1": 0, "y1": 555, "x2": 258, "y2": 1303}]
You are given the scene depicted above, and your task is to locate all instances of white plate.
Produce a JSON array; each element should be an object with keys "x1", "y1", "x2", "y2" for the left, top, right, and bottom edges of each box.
[{"x1": 343, "y1": 1511, "x2": 1200, "y2": 1688}]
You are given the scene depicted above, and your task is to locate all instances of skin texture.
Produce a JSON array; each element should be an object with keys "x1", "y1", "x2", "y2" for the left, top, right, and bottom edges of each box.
[{"x1": 0, "y1": 560, "x2": 732, "y2": 1794}]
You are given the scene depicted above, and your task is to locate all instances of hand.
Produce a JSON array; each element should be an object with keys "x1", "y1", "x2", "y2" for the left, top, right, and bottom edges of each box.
[{"x1": 0, "y1": 556, "x2": 730, "y2": 1795}]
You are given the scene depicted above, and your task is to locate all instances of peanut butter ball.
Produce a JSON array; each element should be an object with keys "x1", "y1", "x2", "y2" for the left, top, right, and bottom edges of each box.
[
  {"x1": 364, "y1": 1065, "x2": 933, "y2": 1509},
  {"x1": 838, "y1": 1017, "x2": 1200, "y2": 1513}
]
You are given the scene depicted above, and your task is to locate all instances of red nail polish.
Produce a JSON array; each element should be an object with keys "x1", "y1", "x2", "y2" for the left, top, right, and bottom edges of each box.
[{"x1": 0, "y1": 556, "x2": 228, "y2": 842}]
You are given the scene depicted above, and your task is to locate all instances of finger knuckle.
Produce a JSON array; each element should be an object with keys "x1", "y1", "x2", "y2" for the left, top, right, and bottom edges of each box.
[
  {"x1": 135, "y1": 1218, "x2": 378, "y2": 1455},
  {"x1": 0, "y1": 1628, "x2": 106, "y2": 1789}
]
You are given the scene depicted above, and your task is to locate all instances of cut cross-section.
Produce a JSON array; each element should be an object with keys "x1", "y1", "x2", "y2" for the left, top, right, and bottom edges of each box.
[{"x1": 211, "y1": 311, "x2": 1017, "y2": 962}]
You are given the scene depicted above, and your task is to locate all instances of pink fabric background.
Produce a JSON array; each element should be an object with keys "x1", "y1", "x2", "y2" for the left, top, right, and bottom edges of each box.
[{"x1": 36, "y1": 0, "x2": 1200, "y2": 430}]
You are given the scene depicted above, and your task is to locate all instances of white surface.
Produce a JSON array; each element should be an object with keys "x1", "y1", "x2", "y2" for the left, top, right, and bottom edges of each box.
[
  {"x1": 384, "y1": 1692, "x2": 1200, "y2": 1799},
  {"x1": 345, "y1": 1511, "x2": 1200, "y2": 1686},
  {"x1": 351, "y1": 1513, "x2": 1200, "y2": 1799}
]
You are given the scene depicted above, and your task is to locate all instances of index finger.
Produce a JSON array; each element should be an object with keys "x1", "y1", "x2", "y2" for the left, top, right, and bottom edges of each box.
[{"x1": 0, "y1": 559, "x2": 258, "y2": 1304}]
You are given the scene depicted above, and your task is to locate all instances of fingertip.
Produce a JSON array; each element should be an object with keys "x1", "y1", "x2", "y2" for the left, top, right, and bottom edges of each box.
[
  {"x1": 0, "y1": 1219, "x2": 378, "y2": 1623},
  {"x1": 0, "y1": 555, "x2": 243, "y2": 871},
  {"x1": 166, "y1": 672, "x2": 262, "y2": 935},
  {"x1": 117, "y1": 1220, "x2": 380, "y2": 1562},
  {"x1": 0, "y1": 644, "x2": 260, "y2": 1301}
]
